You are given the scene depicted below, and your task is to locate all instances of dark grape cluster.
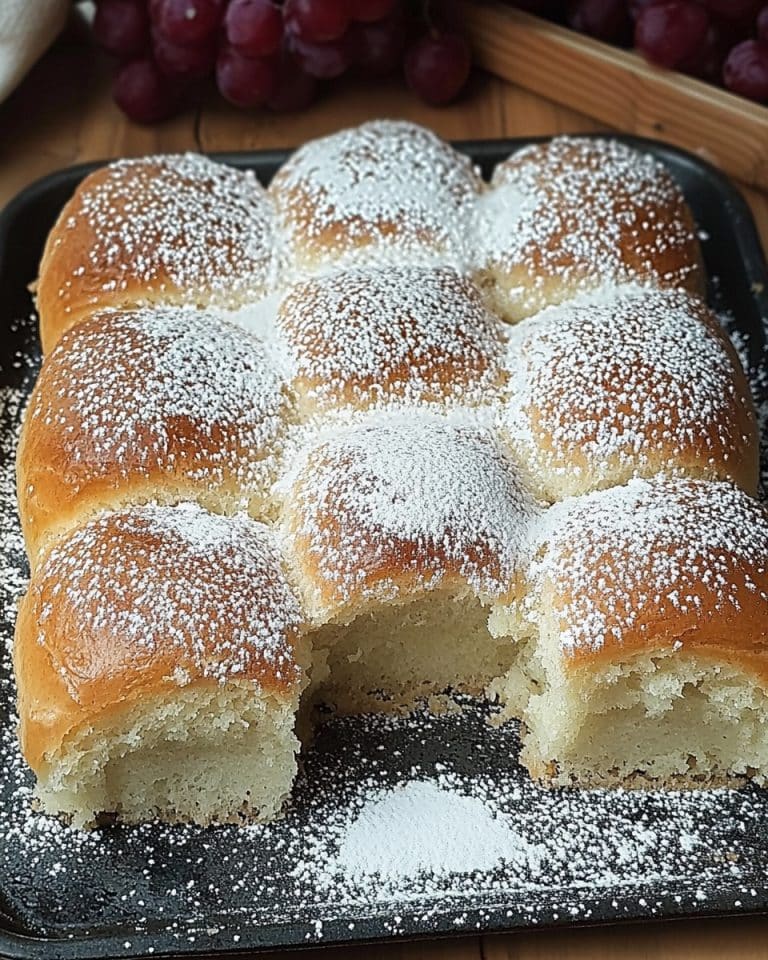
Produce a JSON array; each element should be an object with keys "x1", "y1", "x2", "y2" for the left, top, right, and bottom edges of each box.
[
  {"x1": 93, "y1": 0, "x2": 472, "y2": 123},
  {"x1": 508, "y1": 0, "x2": 768, "y2": 105}
]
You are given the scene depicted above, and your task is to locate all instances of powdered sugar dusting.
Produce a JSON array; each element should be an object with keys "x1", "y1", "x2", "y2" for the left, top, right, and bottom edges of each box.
[
  {"x1": 28, "y1": 306, "x2": 291, "y2": 497},
  {"x1": 283, "y1": 411, "x2": 540, "y2": 609},
  {"x1": 533, "y1": 476, "x2": 768, "y2": 654},
  {"x1": 277, "y1": 266, "x2": 505, "y2": 413},
  {"x1": 270, "y1": 120, "x2": 480, "y2": 272},
  {"x1": 477, "y1": 137, "x2": 700, "y2": 315},
  {"x1": 0, "y1": 689, "x2": 765, "y2": 948},
  {"x1": 33, "y1": 503, "x2": 303, "y2": 686},
  {"x1": 501, "y1": 286, "x2": 754, "y2": 488},
  {"x1": 54, "y1": 153, "x2": 277, "y2": 310}
]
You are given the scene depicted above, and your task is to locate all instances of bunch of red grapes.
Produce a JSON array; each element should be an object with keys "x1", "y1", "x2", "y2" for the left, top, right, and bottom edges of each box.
[
  {"x1": 93, "y1": 0, "x2": 471, "y2": 123},
  {"x1": 514, "y1": 1, "x2": 768, "y2": 104}
]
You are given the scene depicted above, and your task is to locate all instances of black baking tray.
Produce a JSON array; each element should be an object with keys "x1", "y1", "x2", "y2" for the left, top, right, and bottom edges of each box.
[{"x1": 1, "y1": 137, "x2": 768, "y2": 960}]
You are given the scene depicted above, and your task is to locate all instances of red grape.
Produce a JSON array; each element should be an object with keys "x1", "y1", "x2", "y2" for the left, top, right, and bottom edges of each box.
[
  {"x1": 404, "y1": 32, "x2": 471, "y2": 106},
  {"x1": 509, "y1": 0, "x2": 560, "y2": 12},
  {"x1": 266, "y1": 51, "x2": 319, "y2": 110},
  {"x1": 723, "y1": 39, "x2": 768, "y2": 102},
  {"x1": 635, "y1": 1, "x2": 711, "y2": 70},
  {"x1": 629, "y1": 0, "x2": 663, "y2": 16},
  {"x1": 101, "y1": 0, "x2": 477, "y2": 120},
  {"x1": 225, "y1": 0, "x2": 284, "y2": 58},
  {"x1": 284, "y1": 0, "x2": 350, "y2": 43},
  {"x1": 568, "y1": 0, "x2": 633, "y2": 44},
  {"x1": 759, "y1": 6, "x2": 768, "y2": 42},
  {"x1": 702, "y1": 0, "x2": 761, "y2": 18},
  {"x1": 348, "y1": 7, "x2": 407, "y2": 76},
  {"x1": 153, "y1": 31, "x2": 216, "y2": 77},
  {"x1": 347, "y1": 0, "x2": 396, "y2": 23},
  {"x1": 686, "y1": 25, "x2": 725, "y2": 80},
  {"x1": 216, "y1": 45, "x2": 277, "y2": 106},
  {"x1": 290, "y1": 35, "x2": 350, "y2": 78},
  {"x1": 154, "y1": 0, "x2": 223, "y2": 44},
  {"x1": 113, "y1": 58, "x2": 182, "y2": 123},
  {"x1": 94, "y1": 0, "x2": 150, "y2": 59}
]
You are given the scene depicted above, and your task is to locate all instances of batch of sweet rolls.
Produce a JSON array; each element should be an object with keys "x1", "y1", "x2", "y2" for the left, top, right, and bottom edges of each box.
[{"x1": 13, "y1": 119, "x2": 768, "y2": 829}]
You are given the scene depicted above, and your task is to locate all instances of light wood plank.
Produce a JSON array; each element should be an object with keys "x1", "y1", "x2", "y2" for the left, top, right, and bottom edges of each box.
[
  {"x1": 196, "y1": 72, "x2": 511, "y2": 150},
  {"x1": 483, "y1": 916, "x2": 768, "y2": 960},
  {"x1": 463, "y1": 0, "x2": 768, "y2": 193}
]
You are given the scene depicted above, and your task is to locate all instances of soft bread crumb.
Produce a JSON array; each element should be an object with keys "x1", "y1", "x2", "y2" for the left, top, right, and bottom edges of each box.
[
  {"x1": 516, "y1": 651, "x2": 768, "y2": 788},
  {"x1": 311, "y1": 590, "x2": 523, "y2": 714},
  {"x1": 35, "y1": 683, "x2": 301, "y2": 828}
]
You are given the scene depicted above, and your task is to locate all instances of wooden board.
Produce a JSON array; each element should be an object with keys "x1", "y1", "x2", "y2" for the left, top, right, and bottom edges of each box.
[{"x1": 463, "y1": 1, "x2": 768, "y2": 193}]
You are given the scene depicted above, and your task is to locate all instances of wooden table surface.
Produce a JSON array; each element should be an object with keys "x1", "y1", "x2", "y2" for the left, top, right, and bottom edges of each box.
[{"x1": 3, "y1": 13, "x2": 768, "y2": 960}]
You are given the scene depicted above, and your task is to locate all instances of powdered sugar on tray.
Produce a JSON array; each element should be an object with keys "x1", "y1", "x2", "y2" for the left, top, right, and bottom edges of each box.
[{"x1": 313, "y1": 778, "x2": 540, "y2": 888}]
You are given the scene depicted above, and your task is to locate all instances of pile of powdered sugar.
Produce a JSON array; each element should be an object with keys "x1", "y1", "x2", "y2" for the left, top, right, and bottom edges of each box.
[{"x1": 315, "y1": 779, "x2": 541, "y2": 888}]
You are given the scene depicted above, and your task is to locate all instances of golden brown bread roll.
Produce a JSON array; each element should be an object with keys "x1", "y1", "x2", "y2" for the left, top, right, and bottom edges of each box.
[
  {"x1": 276, "y1": 265, "x2": 505, "y2": 417},
  {"x1": 281, "y1": 412, "x2": 539, "y2": 621},
  {"x1": 474, "y1": 137, "x2": 704, "y2": 322},
  {"x1": 36, "y1": 153, "x2": 277, "y2": 352},
  {"x1": 498, "y1": 286, "x2": 758, "y2": 501},
  {"x1": 493, "y1": 476, "x2": 768, "y2": 787},
  {"x1": 269, "y1": 119, "x2": 481, "y2": 275},
  {"x1": 15, "y1": 502, "x2": 309, "y2": 827},
  {"x1": 17, "y1": 305, "x2": 293, "y2": 564},
  {"x1": 279, "y1": 411, "x2": 541, "y2": 711}
]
